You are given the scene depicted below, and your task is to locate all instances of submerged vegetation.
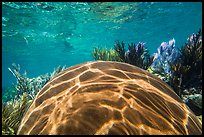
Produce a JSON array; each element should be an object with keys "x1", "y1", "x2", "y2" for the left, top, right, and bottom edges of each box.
[
  {"x1": 125, "y1": 42, "x2": 153, "y2": 70},
  {"x1": 2, "y1": 93, "x2": 32, "y2": 135},
  {"x1": 7, "y1": 63, "x2": 49, "y2": 100},
  {"x1": 92, "y1": 47, "x2": 121, "y2": 61},
  {"x1": 114, "y1": 41, "x2": 126, "y2": 62},
  {"x1": 2, "y1": 64, "x2": 66, "y2": 135},
  {"x1": 169, "y1": 29, "x2": 202, "y2": 96},
  {"x1": 92, "y1": 41, "x2": 153, "y2": 70}
]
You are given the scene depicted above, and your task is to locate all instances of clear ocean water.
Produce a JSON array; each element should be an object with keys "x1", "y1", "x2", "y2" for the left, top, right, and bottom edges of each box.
[{"x1": 2, "y1": 2, "x2": 202, "y2": 91}]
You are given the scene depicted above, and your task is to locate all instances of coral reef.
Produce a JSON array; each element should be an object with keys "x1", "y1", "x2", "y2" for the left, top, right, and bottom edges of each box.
[{"x1": 2, "y1": 64, "x2": 66, "y2": 135}]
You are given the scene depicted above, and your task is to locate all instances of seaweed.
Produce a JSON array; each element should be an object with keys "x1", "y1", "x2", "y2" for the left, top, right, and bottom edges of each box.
[
  {"x1": 50, "y1": 65, "x2": 66, "y2": 79},
  {"x1": 92, "y1": 47, "x2": 121, "y2": 61},
  {"x1": 125, "y1": 42, "x2": 153, "y2": 69},
  {"x1": 2, "y1": 92, "x2": 32, "y2": 135},
  {"x1": 8, "y1": 63, "x2": 50, "y2": 100},
  {"x1": 7, "y1": 63, "x2": 66, "y2": 100},
  {"x1": 2, "y1": 64, "x2": 66, "y2": 135},
  {"x1": 92, "y1": 41, "x2": 153, "y2": 70},
  {"x1": 114, "y1": 41, "x2": 126, "y2": 62},
  {"x1": 169, "y1": 29, "x2": 202, "y2": 97}
]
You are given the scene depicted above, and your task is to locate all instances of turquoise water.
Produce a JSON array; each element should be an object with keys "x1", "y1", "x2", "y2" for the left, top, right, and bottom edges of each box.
[{"x1": 2, "y1": 2, "x2": 202, "y2": 90}]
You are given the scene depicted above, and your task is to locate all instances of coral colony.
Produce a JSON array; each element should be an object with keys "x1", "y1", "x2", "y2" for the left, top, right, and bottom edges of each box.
[
  {"x1": 149, "y1": 38, "x2": 180, "y2": 80},
  {"x1": 17, "y1": 61, "x2": 202, "y2": 135},
  {"x1": 2, "y1": 30, "x2": 202, "y2": 135}
]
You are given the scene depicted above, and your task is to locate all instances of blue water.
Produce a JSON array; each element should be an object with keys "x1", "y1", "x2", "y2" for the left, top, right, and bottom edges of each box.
[{"x1": 2, "y1": 2, "x2": 202, "y2": 90}]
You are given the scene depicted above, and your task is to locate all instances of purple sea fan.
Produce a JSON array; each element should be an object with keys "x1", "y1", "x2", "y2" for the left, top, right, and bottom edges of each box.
[
  {"x1": 150, "y1": 38, "x2": 180, "y2": 76},
  {"x1": 158, "y1": 39, "x2": 175, "y2": 58}
]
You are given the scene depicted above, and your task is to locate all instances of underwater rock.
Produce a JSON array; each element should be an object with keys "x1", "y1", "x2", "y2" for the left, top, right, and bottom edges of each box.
[
  {"x1": 182, "y1": 89, "x2": 202, "y2": 116},
  {"x1": 186, "y1": 94, "x2": 202, "y2": 108},
  {"x1": 185, "y1": 98, "x2": 202, "y2": 116},
  {"x1": 17, "y1": 61, "x2": 201, "y2": 135}
]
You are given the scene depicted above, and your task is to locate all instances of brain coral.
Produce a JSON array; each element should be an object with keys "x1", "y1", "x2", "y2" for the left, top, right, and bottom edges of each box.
[{"x1": 17, "y1": 61, "x2": 202, "y2": 135}]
